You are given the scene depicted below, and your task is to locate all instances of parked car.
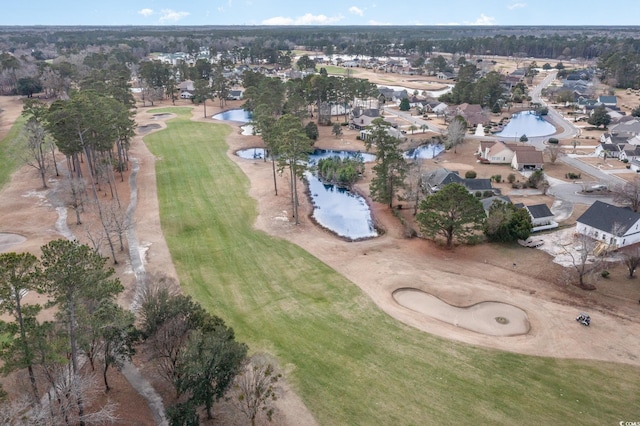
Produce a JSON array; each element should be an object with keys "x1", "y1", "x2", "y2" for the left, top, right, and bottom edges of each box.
[{"x1": 518, "y1": 238, "x2": 544, "y2": 248}]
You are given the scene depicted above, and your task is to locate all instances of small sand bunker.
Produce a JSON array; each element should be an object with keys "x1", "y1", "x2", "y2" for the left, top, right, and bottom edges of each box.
[
  {"x1": 0, "y1": 233, "x2": 27, "y2": 253},
  {"x1": 152, "y1": 113, "x2": 172, "y2": 119},
  {"x1": 393, "y1": 288, "x2": 530, "y2": 336},
  {"x1": 137, "y1": 123, "x2": 162, "y2": 134}
]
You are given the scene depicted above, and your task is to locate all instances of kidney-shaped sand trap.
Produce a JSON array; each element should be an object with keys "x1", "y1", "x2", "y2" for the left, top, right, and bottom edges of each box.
[
  {"x1": 0, "y1": 233, "x2": 27, "y2": 253},
  {"x1": 393, "y1": 288, "x2": 530, "y2": 336}
]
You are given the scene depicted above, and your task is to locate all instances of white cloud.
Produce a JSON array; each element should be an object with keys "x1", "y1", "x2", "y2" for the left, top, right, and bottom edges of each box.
[
  {"x1": 138, "y1": 8, "x2": 154, "y2": 17},
  {"x1": 295, "y1": 13, "x2": 344, "y2": 24},
  {"x1": 368, "y1": 20, "x2": 391, "y2": 25},
  {"x1": 507, "y1": 2, "x2": 526, "y2": 10},
  {"x1": 469, "y1": 14, "x2": 496, "y2": 25},
  {"x1": 262, "y1": 13, "x2": 344, "y2": 25},
  {"x1": 159, "y1": 9, "x2": 190, "y2": 23},
  {"x1": 262, "y1": 16, "x2": 294, "y2": 25},
  {"x1": 349, "y1": 6, "x2": 364, "y2": 16}
]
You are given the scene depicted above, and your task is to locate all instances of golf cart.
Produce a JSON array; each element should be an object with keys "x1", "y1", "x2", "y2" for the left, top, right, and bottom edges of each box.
[{"x1": 576, "y1": 312, "x2": 591, "y2": 326}]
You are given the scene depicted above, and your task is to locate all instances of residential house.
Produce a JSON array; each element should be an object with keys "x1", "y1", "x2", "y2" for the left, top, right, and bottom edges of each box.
[
  {"x1": 464, "y1": 178, "x2": 494, "y2": 195},
  {"x1": 406, "y1": 96, "x2": 426, "y2": 108},
  {"x1": 597, "y1": 95, "x2": 618, "y2": 108},
  {"x1": 596, "y1": 133, "x2": 634, "y2": 159},
  {"x1": 503, "y1": 68, "x2": 527, "y2": 90},
  {"x1": 349, "y1": 107, "x2": 381, "y2": 130},
  {"x1": 576, "y1": 200, "x2": 640, "y2": 249},
  {"x1": 511, "y1": 149, "x2": 544, "y2": 170},
  {"x1": 178, "y1": 80, "x2": 195, "y2": 93},
  {"x1": 481, "y1": 196, "x2": 512, "y2": 214},
  {"x1": 359, "y1": 126, "x2": 405, "y2": 142},
  {"x1": 476, "y1": 141, "x2": 538, "y2": 166},
  {"x1": 610, "y1": 118, "x2": 640, "y2": 138},
  {"x1": 524, "y1": 203, "x2": 558, "y2": 232},
  {"x1": 618, "y1": 144, "x2": 640, "y2": 162},
  {"x1": 436, "y1": 71, "x2": 455, "y2": 80},
  {"x1": 227, "y1": 89, "x2": 244, "y2": 100},
  {"x1": 447, "y1": 103, "x2": 489, "y2": 126},
  {"x1": 422, "y1": 168, "x2": 464, "y2": 193},
  {"x1": 422, "y1": 168, "x2": 494, "y2": 194},
  {"x1": 423, "y1": 101, "x2": 447, "y2": 114}
]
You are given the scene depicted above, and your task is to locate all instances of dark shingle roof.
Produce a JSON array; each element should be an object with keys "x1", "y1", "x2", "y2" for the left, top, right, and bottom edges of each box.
[
  {"x1": 577, "y1": 201, "x2": 640, "y2": 236},
  {"x1": 463, "y1": 178, "x2": 493, "y2": 191},
  {"x1": 526, "y1": 203, "x2": 553, "y2": 219}
]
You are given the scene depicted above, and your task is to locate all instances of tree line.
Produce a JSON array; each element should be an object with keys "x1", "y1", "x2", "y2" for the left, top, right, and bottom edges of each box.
[{"x1": 0, "y1": 243, "x2": 282, "y2": 425}]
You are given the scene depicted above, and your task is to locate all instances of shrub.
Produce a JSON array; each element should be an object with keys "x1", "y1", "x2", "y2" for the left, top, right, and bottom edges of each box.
[
  {"x1": 465, "y1": 170, "x2": 477, "y2": 179},
  {"x1": 492, "y1": 174, "x2": 502, "y2": 183},
  {"x1": 601, "y1": 270, "x2": 610, "y2": 278},
  {"x1": 623, "y1": 158, "x2": 629, "y2": 163},
  {"x1": 565, "y1": 172, "x2": 581, "y2": 179},
  {"x1": 482, "y1": 190, "x2": 493, "y2": 198},
  {"x1": 507, "y1": 173, "x2": 516, "y2": 184}
]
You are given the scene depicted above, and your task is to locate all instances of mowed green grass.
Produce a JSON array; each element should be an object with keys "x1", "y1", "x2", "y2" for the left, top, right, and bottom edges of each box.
[
  {"x1": 144, "y1": 108, "x2": 640, "y2": 425},
  {"x1": 322, "y1": 65, "x2": 358, "y2": 76},
  {"x1": 0, "y1": 115, "x2": 26, "y2": 188}
]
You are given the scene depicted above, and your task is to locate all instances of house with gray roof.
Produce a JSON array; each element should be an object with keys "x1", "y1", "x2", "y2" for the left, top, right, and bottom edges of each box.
[
  {"x1": 422, "y1": 168, "x2": 494, "y2": 195},
  {"x1": 610, "y1": 119, "x2": 640, "y2": 138},
  {"x1": 524, "y1": 203, "x2": 558, "y2": 232},
  {"x1": 576, "y1": 201, "x2": 640, "y2": 248},
  {"x1": 481, "y1": 196, "x2": 512, "y2": 214},
  {"x1": 598, "y1": 95, "x2": 618, "y2": 107}
]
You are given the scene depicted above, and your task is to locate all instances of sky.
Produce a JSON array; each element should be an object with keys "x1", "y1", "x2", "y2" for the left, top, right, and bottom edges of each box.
[{"x1": 2, "y1": 1, "x2": 639, "y2": 26}]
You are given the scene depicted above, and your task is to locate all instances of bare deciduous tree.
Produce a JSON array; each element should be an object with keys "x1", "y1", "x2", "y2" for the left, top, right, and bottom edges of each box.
[
  {"x1": 612, "y1": 176, "x2": 640, "y2": 212},
  {"x1": 150, "y1": 316, "x2": 191, "y2": 392},
  {"x1": 233, "y1": 354, "x2": 282, "y2": 426},
  {"x1": 545, "y1": 144, "x2": 563, "y2": 164},
  {"x1": 103, "y1": 201, "x2": 132, "y2": 252},
  {"x1": 36, "y1": 367, "x2": 118, "y2": 426},
  {"x1": 621, "y1": 245, "x2": 640, "y2": 278},
  {"x1": 60, "y1": 176, "x2": 88, "y2": 225},
  {"x1": 445, "y1": 118, "x2": 466, "y2": 154},
  {"x1": 559, "y1": 234, "x2": 604, "y2": 289},
  {"x1": 18, "y1": 119, "x2": 51, "y2": 188}
]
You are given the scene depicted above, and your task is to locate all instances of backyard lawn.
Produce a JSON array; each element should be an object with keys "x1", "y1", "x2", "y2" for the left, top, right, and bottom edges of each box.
[{"x1": 144, "y1": 107, "x2": 640, "y2": 425}]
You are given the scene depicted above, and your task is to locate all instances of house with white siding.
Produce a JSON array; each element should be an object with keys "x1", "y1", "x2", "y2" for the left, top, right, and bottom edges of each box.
[{"x1": 576, "y1": 201, "x2": 640, "y2": 249}]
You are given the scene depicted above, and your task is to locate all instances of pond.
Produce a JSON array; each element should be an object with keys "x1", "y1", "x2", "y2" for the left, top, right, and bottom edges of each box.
[
  {"x1": 235, "y1": 145, "x2": 444, "y2": 239},
  {"x1": 212, "y1": 109, "x2": 252, "y2": 123},
  {"x1": 496, "y1": 111, "x2": 556, "y2": 138},
  {"x1": 236, "y1": 148, "x2": 378, "y2": 240},
  {"x1": 403, "y1": 143, "x2": 444, "y2": 159}
]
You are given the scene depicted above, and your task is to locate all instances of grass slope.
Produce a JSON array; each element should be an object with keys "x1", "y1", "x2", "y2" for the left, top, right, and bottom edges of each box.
[{"x1": 144, "y1": 107, "x2": 640, "y2": 425}]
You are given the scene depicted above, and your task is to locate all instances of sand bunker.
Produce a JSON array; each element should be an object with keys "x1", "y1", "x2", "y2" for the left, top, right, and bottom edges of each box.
[
  {"x1": 0, "y1": 232, "x2": 27, "y2": 253},
  {"x1": 137, "y1": 123, "x2": 162, "y2": 134},
  {"x1": 393, "y1": 288, "x2": 530, "y2": 336},
  {"x1": 152, "y1": 113, "x2": 172, "y2": 119}
]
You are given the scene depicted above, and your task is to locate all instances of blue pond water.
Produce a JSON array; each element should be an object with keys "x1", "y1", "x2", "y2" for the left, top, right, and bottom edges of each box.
[
  {"x1": 212, "y1": 109, "x2": 252, "y2": 123},
  {"x1": 236, "y1": 148, "x2": 377, "y2": 240},
  {"x1": 235, "y1": 145, "x2": 442, "y2": 240},
  {"x1": 404, "y1": 143, "x2": 444, "y2": 159},
  {"x1": 496, "y1": 111, "x2": 556, "y2": 138}
]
